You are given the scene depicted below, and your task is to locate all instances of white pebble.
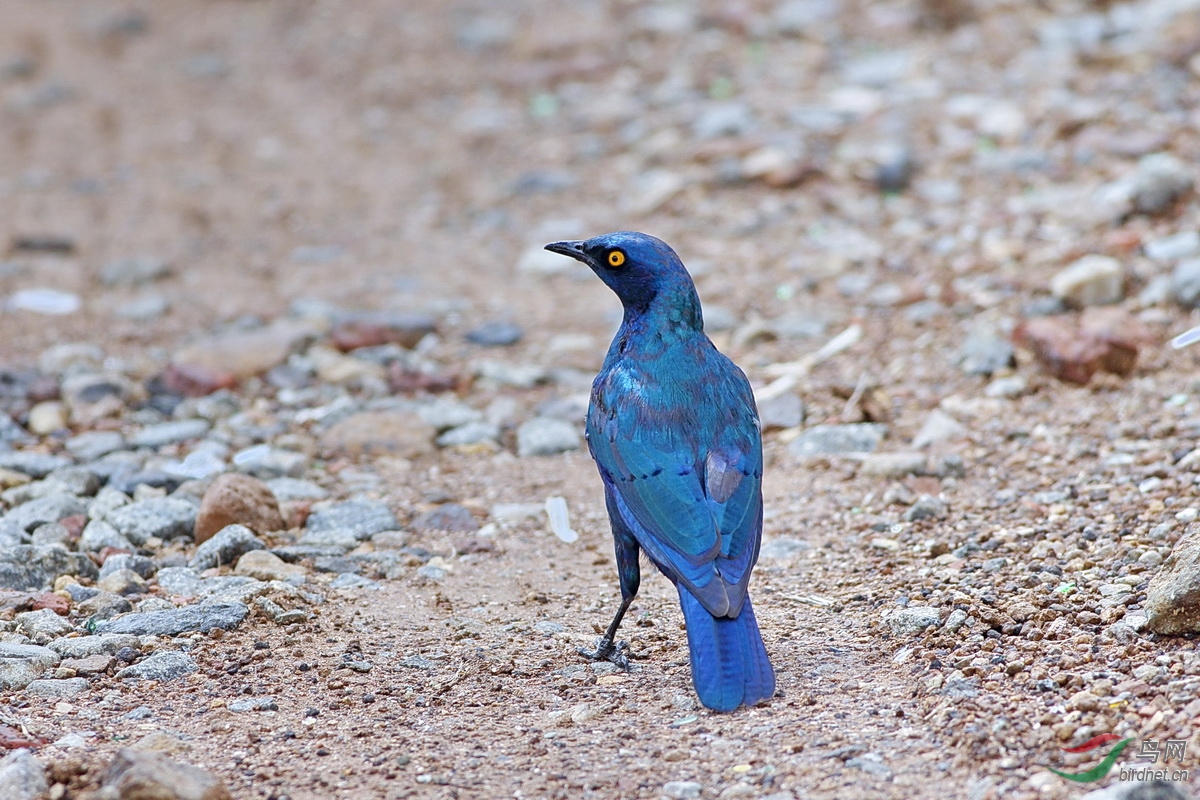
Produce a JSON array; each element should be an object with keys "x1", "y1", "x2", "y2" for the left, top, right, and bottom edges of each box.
[{"x1": 545, "y1": 496, "x2": 578, "y2": 544}]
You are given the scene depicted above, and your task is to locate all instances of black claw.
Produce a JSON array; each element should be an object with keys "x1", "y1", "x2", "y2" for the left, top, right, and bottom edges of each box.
[{"x1": 579, "y1": 638, "x2": 632, "y2": 671}]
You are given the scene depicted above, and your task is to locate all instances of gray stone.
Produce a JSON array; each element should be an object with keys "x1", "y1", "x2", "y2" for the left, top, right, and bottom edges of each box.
[
  {"x1": 474, "y1": 360, "x2": 548, "y2": 388},
  {"x1": 1, "y1": 483, "x2": 44, "y2": 509},
  {"x1": 0, "y1": 415, "x2": 34, "y2": 447},
  {"x1": 129, "y1": 419, "x2": 210, "y2": 449},
  {"x1": 157, "y1": 569, "x2": 267, "y2": 603},
  {"x1": 236, "y1": 551, "x2": 306, "y2": 583},
  {"x1": 0, "y1": 452, "x2": 70, "y2": 479},
  {"x1": 272, "y1": 545, "x2": 349, "y2": 562},
  {"x1": 626, "y1": 169, "x2": 688, "y2": 215},
  {"x1": 0, "y1": 748, "x2": 48, "y2": 800},
  {"x1": 913, "y1": 409, "x2": 966, "y2": 448},
  {"x1": 905, "y1": 494, "x2": 948, "y2": 522},
  {"x1": 330, "y1": 572, "x2": 379, "y2": 590},
  {"x1": 313, "y1": 556, "x2": 358, "y2": 574},
  {"x1": 860, "y1": 453, "x2": 928, "y2": 478},
  {"x1": 875, "y1": 147, "x2": 914, "y2": 193},
  {"x1": 885, "y1": 606, "x2": 941, "y2": 636},
  {"x1": 189, "y1": 524, "x2": 265, "y2": 570},
  {"x1": 411, "y1": 503, "x2": 479, "y2": 533},
  {"x1": 516, "y1": 417, "x2": 581, "y2": 457},
  {"x1": 121, "y1": 706, "x2": 154, "y2": 721},
  {"x1": 789, "y1": 424, "x2": 887, "y2": 458},
  {"x1": 65, "y1": 430, "x2": 127, "y2": 462},
  {"x1": 14, "y1": 609, "x2": 74, "y2": 645},
  {"x1": 115, "y1": 650, "x2": 197, "y2": 682},
  {"x1": 4, "y1": 466, "x2": 100, "y2": 505},
  {"x1": 984, "y1": 375, "x2": 1028, "y2": 399},
  {"x1": 692, "y1": 102, "x2": 754, "y2": 139},
  {"x1": 29, "y1": 522, "x2": 72, "y2": 548},
  {"x1": 99, "y1": 553, "x2": 157, "y2": 580},
  {"x1": 48, "y1": 465, "x2": 103, "y2": 494},
  {"x1": 0, "y1": 545, "x2": 98, "y2": 591},
  {"x1": 455, "y1": 13, "x2": 515, "y2": 50},
  {"x1": 942, "y1": 609, "x2": 969, "y2": 633},
  {"x1": 228, "y1": 696, "x2": 279, "y2": 712},
  {"x1": 136, "y1": 597, "x2": 176, "y2": 613},
  {"x1": 76, "y1": 591, "x2": 134, "y2": 621},
  {"x1": 37, "y1": 342, "x2": 103, "y2": 374},
  {"x1": 113, "y1": 292, "x2": 169, "y2": 321},
  {"x1": 99, "y1": 747, "x2": 230, "y2": 799},
  {"x1": 79, "y1": 519, "x2": 134, "y2": 552},
  {"x1": 758, "y1": 537, "x2": 811, "y2": 560},
  {"x1": 846, "y1": 754, "x2": 892, "y2": 780},
  {"x1": 1139, "y1": 274, "x2": 1174, "y2": 307},
  {"x1": 0, "y1": 417, "x2": 34, "y2": 448},
  {"x1": 182, "y1": 51, "x2": 229, "y2": 79},
  {"x1": 663, "y1": 780, "x2": 704, "y2": 800},
  {"x1": 100, "y1": 255, "x2": 171, "y2": 286},
  {"x1": 436, "y1": 421, "x2": 500, "y2": 447},
  {"x1": 1171, "y1": 258, "x2": 1200, "y2": 308},
  {"x1": 1145, "y1": 523, "x2": 1200, "y2": 635},
  {"x1": 168, "y1": 448, "x2": 226, "y2": 480},
  {"x1": 4, "y1": 493, "x2": 87, "y2": 532},
  {"x1": 1145, "y1": 231, "x2": 1200, "y2": 262},
  {"x1": 47, "y1": 633, "x2": 140, "y2": 659},
  {"x1": 534, "y1": 395, "x2": 588, "y2": 424},
  {"x1": 702, "y1": 305, "x2": 738, "y2": 333},
  {"x1": 936, "y1": 454, "x2": 966, "y2": 479},
  {"x1": 758, "y1": 393, "x2": 805, "y2": 431},
  {"x1": 87, "y1": 452, "x2": 145, "y2": 484},
  {"x1": 957, "y1": 324, "x2": 1014, "y2": 376},
  {"x1": 98, "y1": 568, "x2": 148, "y2": 596},
  {"x1": 88, "y1": 485, "x2": 131, "y2": 520},
  {"x1": 305, "y1": 499, "x2": 397, "y2": 541},
  {"x1": 24, "y1": 677, "x2": 89, "y2": 697},
  {"x1": 232, "y1": 445, "x2": 308, "y2": 479},
  {"x1": 154, "y1": 567, "x2": 204, "y2": 597},
  {"x1": 106, "y1": 497, "x2": 197, "y2": 545},
  {"x1": 1132, "y1": 153, "x2": 1193, "y2": 214},
  {"x1": 190, "y1": 576, "x2": 267, "y2": 603},
  {"x1": 417, "y1": 398, "x2": 483, "y2": 431},
  {"x1": 264, "y1": 477, "x2": 328, "y2": 502},
  {"x1": 96, "y1": 602, "x2": 249, "y2": 636},
  {"x1": 466, "y1": 321, "x2": 523, "y2": 347},
  {"x1": 0, "y1": 518, "x2": 27, "y2": 548},
  {"x1": 0, "y1": 643, "x2": 60, "y2": 690},
  {"x1": 1050, "y1": 255, "x2": 1123, "y2": 307},
  {"x1": 63, "y1": 583, "x2": 104, "y2": 603}
]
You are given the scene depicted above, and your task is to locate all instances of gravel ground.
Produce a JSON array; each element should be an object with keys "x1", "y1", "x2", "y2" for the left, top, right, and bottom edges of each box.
[{"x1": 2, "y1": 1, "x2": 1200, "y2": 798}]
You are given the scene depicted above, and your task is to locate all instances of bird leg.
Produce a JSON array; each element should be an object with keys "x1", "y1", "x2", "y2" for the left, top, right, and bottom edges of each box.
[{"x1": 579, "y1": 595, "x2": 634, "y2": 671}]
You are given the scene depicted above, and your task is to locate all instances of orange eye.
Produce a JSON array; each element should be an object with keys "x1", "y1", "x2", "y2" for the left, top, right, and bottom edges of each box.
[{"x1": 608, "y1": 250, "x2": 625, "y2": 267}]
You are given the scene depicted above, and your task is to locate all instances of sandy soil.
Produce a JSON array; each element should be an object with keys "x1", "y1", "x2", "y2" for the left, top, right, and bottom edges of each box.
[{"x1": 2, "y1": 1, "x2": 1200, "y2": 798}]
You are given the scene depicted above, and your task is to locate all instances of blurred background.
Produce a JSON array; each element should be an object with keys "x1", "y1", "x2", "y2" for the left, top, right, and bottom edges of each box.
[
  {"x1": 5, "y1": 6, "x2": 1200, "y2": 795},
  {"x1": 1, "y1": 0, "x2": 1199, "y2": 378}
]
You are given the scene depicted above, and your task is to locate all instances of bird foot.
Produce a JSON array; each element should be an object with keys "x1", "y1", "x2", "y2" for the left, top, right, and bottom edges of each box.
[{"x1": 578, "y1": 638, "x2": 632, "y2": 671}]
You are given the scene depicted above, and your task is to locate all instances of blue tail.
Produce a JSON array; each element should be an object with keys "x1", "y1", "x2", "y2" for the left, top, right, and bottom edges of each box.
[{"x1": 678, "y1": 588, "x2": 775, "y2": 712}]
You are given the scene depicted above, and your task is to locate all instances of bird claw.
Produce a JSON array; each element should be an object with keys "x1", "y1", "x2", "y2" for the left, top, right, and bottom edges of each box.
[{"x1": 578, "y1": 638, "x2": 632, "y2": 671}]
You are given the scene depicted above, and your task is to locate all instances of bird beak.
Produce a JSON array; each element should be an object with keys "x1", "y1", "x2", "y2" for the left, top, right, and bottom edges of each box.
[{"x1": 544, "y1": 240, "x2": 593, "y2": 268}]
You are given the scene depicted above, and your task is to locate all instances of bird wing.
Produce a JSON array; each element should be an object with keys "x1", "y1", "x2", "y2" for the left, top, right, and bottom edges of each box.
[{"x1": 588, "y1": 362, "x2": 763, "y2": 618}]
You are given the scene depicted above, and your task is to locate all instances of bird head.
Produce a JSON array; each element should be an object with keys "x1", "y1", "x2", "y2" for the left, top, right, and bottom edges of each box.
[{"x1": 544, "y1": 231, "x2": 700, "y2": 323}]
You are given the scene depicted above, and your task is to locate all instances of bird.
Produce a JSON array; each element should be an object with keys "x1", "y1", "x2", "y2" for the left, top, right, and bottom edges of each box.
[{"x1": 544, "y1": 231, "x2": 775, "y2": 712}]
